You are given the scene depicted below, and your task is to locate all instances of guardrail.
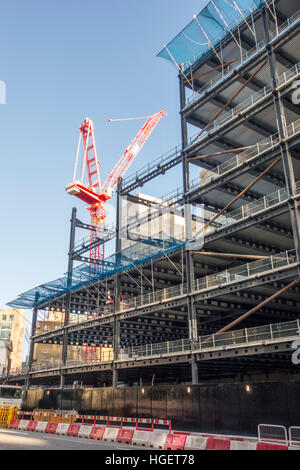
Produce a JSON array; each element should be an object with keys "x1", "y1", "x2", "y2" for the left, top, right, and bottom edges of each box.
[
  {"x1": 184, "y1": 8, "x2": 300, "y2": 108},
  {"x1": 119, "y1": 249, "x2": 297, "y2": 313},
  {"x1": 190, "y1": 118, "x2": 300, "y2": 192},
  {"x1": 258, "y1": 424, "x2": 288, "y2": 446},
  {"x1": 14, "y1": 410, "x2": 171, "y2": 432},
  {"x1": 6, "y1": 319, "x2": 300, "y2": 376},
  {"x1": 184, "y1": 35, "x2": 267, "y2": 108},
  {"x1": 122, "y1": 143, "x2": 182, "y2": 191},
  {"x1": 186, "y1": 61, "x2": 300, "y2": 149},
  {"x1": 192, "y1": 249, "x2": 297, "y2": 293},
  {"x1": 205, "y1": 179, "x2": 300, "y2": 232},
  {"x1": 120, "y1": 319, "x2": 300, "y2": 361},
  {"x1": 289, "y1": 426, "x2": 300, "y2": 448}
]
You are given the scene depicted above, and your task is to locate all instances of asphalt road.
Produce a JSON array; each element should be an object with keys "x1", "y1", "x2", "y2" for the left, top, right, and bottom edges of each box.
[{"x1": 0, "y1": 428, "x2": 147, "y2": 450}]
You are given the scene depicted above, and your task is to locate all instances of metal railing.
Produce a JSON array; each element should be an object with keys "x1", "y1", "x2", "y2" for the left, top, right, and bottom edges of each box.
[
  {"x1": 189, "y1": 117, "x2": 299, "y2": 191},
  {"x1": 189, "y1": 117, "x2": 300, "y2": 198},
  {"x1": 185, "y1": 37, "x2": 267, "y2": 107},
  {"x1": 184, "y1": 9, "x2": 300, "y2": 108},
  {"x1": 191, "y1": 133, "x2": 280, "y2": 190},
  {"x1": 8, "y1": 320, "x2": 299, "y2": 375},
  {"x1": 31, "y1": 362, "x2": 61, "y2": 372},
  {"x1": 289, "y1": 426, "x2": 300, "y2": 448},
  {"x1": 119, "y1": 249, "x2": 297, "y2": 313},
  {"x1": 65, "y1": 351, "x2": 114, "y2": 367},
  {"x1": 191, "y1": 249, "x2": 297, "y2": 294},
  {"x1": 122, "y1": 142, "x2": 182, "y2": 190},
  {"x1": 1, "y1": 366, "x2": 29, "y2": 377},
  {"x1": 258, "y1": 424, "x2": 288, "y2": 446},
  {"x1": 186, "y1": 62, "x2": 300, "y2": 149},
  {"x1": 119, "y1": 283, "x2": 188, "y2": 312},
  {"x1": 120, "y1": 319, "x2": 300, "y2": 360},
  {"x1": 203, "y1": 179, "x2": 300, "y2": 234}
]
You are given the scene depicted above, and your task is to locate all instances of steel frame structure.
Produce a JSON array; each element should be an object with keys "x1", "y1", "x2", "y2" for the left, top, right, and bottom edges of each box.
[{"x1": 4, "y1": 0, "x2": 300, "y2": 389}]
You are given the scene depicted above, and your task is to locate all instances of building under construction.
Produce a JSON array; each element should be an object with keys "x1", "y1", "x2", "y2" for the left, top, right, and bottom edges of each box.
[{"x1": 3, "y1": 0, "x2": 300, "y2": 433}]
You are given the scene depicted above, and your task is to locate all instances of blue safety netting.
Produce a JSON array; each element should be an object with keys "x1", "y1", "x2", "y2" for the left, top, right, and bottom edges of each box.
[
  {"x1": 158, "y1": 0, "x2": 265, "y2": 72},
  {"x1": 7, "y1": 236, "x2": 187, "y2": 309}
]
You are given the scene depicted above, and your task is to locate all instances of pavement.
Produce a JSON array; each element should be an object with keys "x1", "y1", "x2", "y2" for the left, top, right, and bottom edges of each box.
[{"x1": 0, "y1": 428, "x2": 147, "y2": 451}]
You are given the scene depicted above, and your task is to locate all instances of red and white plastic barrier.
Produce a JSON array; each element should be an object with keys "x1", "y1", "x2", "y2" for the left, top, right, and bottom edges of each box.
[{"x1": 9, "y1": 412, "x2": 299, "y2": 450}]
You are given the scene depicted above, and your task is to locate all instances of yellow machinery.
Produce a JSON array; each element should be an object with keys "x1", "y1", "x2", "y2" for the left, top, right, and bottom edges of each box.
[{"x1": 0, "y1": 406, "x2": 18, "y2": 428}]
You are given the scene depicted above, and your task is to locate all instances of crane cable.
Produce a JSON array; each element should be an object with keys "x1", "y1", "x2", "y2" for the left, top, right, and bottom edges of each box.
[{"x1": 108, "y1": 116, "x2": 150, "y2": 123}]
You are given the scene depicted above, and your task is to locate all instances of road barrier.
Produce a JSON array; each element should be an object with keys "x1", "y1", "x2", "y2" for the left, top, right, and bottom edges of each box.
[
  {"x1": 0, "y1": 406, "x2": 18, "y2": 429},
  {"x1": 147, "y1": 430, "x2": 169, "y2": 449},
  {"x1": 90, "y1": 426, "x2": 105, "y2": 440},
  {"x1": 164, "y1": 433, "x2": 187, "y2": 450},
  {"x1": 230, "y1": 440, "x2": 257, "y2": 450},
  {"x1": 67, "y1": 424, "x2": 81, "y2": 437},
  {"x1": 56, "y1": 423, "x2": 70, "y2": 435},
  {"x1": 258, "y1": 424, "x2": 288, "y2": 446},
  {"x1": 76, "y1": 414, "x2": 171, "y2": 432},
  {"x1": 10, "y1": 419, "x2": 20, "y2": 429},
  {"x1": 45, "y1": 422, "x2": 58, "y2": 434},
  {"x1": 256, "y1": 442, "x2": 288, "y2": 450},
  {"x1": 32, "y1": 410, "x2": 77, "y2": 424},
  {"x1": 18, "y1": 419, "x2": 30, "y2": 431},
  {"x1": 205, "y1": 437, "x2": 231, "y2": 450},
  {"x1": 132, "y1": 429, "x2": 152, "y2": 446},
  {"x1": 35, "y1": 421, "x2": 48, "y2": 433},
  {"x1": 103, "y1": 427, "x2": 119, "y2": 442},
  {"x1": 7, "y1": 411, "x2": 300, "y2": 450},
  {"x1": 27, "y1": 420, "x2": 38, "y2": 432},
  {"x1": 116, "y1": 428, "x2": 135, "y2": 445},
  {"x1": 185, "y1": 435, "x2": 208, "y2": 450},
  {"x1": 78, "y1": 424, "x2": 93, "y2": 439},
  {"x1": 289, "y1": 426, "x2": 300, "y2": 448}
]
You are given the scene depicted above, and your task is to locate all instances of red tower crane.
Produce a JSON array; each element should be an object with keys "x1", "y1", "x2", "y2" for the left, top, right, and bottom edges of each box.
[{"x1": 66, "y1": 110, "x2": 167, "y2": 264}]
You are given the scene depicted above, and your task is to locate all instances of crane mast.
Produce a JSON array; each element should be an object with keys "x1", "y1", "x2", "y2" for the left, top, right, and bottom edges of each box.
[{"x1": 66, "y1": 110, "x2": 167, "y2": 265}]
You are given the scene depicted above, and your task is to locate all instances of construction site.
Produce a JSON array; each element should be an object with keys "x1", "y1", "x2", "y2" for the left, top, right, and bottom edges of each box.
[{"x1": 2, "y1": 0, "x2": 300, "y2": 436}]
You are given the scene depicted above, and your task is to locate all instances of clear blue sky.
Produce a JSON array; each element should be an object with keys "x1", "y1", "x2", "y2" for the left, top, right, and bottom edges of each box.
[{"x1": 0, "y1": 0, "x2": 208, "y2": 311}]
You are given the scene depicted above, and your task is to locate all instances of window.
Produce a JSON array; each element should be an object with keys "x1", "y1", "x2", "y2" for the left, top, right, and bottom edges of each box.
[
  {"x1": 0, "y1": 388, "x2": 22, "y2": 399},
  {"x1": 2, "y1": 315, "x2": 7, "y2": 320},
  {"x1": 9, "y1": 315, "x2": 14, "y2": 320}
]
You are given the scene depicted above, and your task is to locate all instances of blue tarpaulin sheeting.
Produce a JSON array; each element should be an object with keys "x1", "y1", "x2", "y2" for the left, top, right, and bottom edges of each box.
[
  {"x1": 158, "y1": 0, "x2": 265, "y2": 71},
  {"x1": 7, "y1": 238, "x2": 187, "y2": 309}
]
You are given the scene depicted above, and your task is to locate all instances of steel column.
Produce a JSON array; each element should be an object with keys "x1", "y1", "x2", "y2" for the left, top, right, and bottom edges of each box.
[
  {"x1": 25, "y1": 291, "x2": 40, "y2": 389},
  {"x1": 263, "y1": 9, "x2": 300, "y2": 275},
  {"x1": 61, "y1": 207, "x2": 77, "y2": 388},
  {"x1": 180, "y1": 76, "x2": 198, "y2": 384},
  {"x1": 112, "y1": 178, "x2": 122, "y2": 387}
]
